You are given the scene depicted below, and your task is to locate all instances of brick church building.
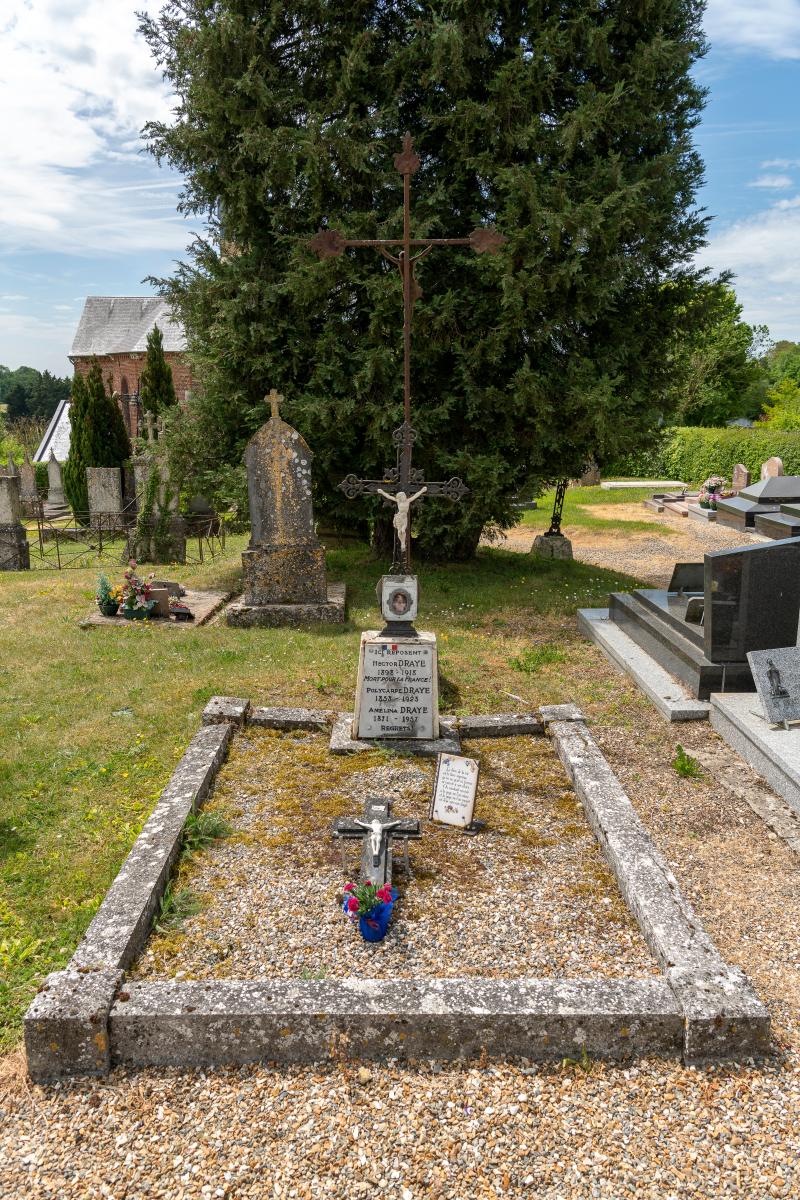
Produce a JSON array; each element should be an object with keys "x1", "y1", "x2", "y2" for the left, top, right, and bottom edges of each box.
[{"x1": 69, "y1": 296, "x2": 191, "y2": 439}]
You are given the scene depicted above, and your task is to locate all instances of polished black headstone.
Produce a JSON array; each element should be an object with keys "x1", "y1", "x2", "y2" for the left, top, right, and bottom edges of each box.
[
  {"x1": 704, "y1": 538, "x2": 800, "y2": 663},
  {"x1": 715, "y1": 496, "x2": 779, "y2": 530},
  {"x1": 739, "y1": 476, "x2": 800, "y2": 502}
]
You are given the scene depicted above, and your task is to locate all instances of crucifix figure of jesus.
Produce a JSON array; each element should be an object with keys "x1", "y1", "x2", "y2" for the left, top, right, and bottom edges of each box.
[{"x1": 310, "y1": 133, "x2": 505, "y2": 572}]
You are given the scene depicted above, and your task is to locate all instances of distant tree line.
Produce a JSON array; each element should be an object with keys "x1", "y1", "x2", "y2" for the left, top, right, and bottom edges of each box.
[{"x1": 0, "y1": 365, "x2": 71, "y2": 422}]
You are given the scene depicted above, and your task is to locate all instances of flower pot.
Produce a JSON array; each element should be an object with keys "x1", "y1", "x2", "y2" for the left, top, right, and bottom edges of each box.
[
  {"x1": 357, "y1": 895, "x2": 396, "y2": 942},
  {"x1": 98, "y1": 601, "x2": 119, "y2": 617},
  {"x1": 122, "y1": 600, "x2": 156, "y2": 621}
]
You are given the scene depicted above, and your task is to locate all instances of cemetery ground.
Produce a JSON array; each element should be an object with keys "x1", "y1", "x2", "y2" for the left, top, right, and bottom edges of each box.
[{"x1": 1, "y1": 487, "x2": 799, "y2": 1198}]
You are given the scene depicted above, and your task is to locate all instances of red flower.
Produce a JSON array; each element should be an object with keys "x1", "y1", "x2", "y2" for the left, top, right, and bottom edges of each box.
[
  {"x1": 343, "y1": 883, "x2": 355, "y2": 893},
  {"x1": 346, "y1": 896, "x2": 359, "y2": 913},
  {"x1": 376, "y1": 886, "x2": 392, "y2": 903}
]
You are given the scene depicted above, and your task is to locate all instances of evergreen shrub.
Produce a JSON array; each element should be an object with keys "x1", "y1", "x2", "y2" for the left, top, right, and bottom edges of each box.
[{"x1": 610, "y1": 427, "x2": 800, "y2": 484}]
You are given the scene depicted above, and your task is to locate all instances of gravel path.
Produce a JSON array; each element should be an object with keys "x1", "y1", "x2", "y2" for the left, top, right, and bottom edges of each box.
[
  {"x1": 132, "y1": 732, "x2": 656, "y2": 983},
  {"x1": 501, "y1": 508, "x2": 765, "y2": 586}
]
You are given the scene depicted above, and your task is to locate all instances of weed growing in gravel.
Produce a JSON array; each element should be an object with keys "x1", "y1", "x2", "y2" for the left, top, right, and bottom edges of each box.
[
  {"x1": 155, "y1": 885, "x2": 201, "y2": 932},
  {"x1": 510, "y1": 644, "x2": 566, "y2": 673},
  {"x1": 182, "y1": 809, "x2": 233, "y2": 855},
  {"x1": 672, "y1": 745, "x2": 703, "y2": 779}
]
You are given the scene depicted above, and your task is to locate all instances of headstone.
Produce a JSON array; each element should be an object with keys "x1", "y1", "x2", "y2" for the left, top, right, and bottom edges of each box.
[
  {"x1": 430, "y1": 753, "x2": 480, "y2": 828},
  {"x1": 242, "y1": 391, "x2": 325, "y2": 603},
  {"x1": 6, "y1": 455, "x2": 18, "y2": 477},
  {"x1": 732, "y1": 464, "x2": 751, "y2": 492},
  {"x1": 227, "y1": 390, "x2": 345, "y2": 626},
  {"x1": 44, "y1": 451, "x2": 70, "y2": 519},
  {"x1": 667, "y1": 563, "x2": 704, "y2": 594},
  {"x1": 148, "y1": 586, "x2": 171, "y2": 618},
  {"x1": 578, "y1": 461, "x2": 601, "y2": 486},
  {"x1": 19, "y1": 453, "x2": 38, "y2": 506},
  {"x1": 354, "y1": 631, "x2": 438, "y2": 740},
  {"x1": 86, "y1": 467, "x2": 123, "y2": 529},
  {"x1": 761, "y1": 456, "x2": 784, "y2": 480},
  {"x1": 705, "y1": 540, "x2": 800, "y2": 663},
  {"x1": 747, "y1": 647, "x2": 800, "y2": 727},
  {"x1": 0, "y1": 476, "x2": 30, "y2": 571}
]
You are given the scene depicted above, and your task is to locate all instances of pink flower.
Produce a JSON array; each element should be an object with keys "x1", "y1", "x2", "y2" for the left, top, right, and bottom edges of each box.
[
  {"x1": 377, "y1": 886, "x2": 392, "y2": 902},
  {"x1": 346, "y1": 897, "x2": 359, "y2": 913},
  {"x1": 343, "y1": 883, "x2": 355, "y2": 893}
]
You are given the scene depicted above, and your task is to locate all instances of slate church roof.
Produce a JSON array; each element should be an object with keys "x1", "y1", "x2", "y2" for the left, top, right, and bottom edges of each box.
[{"x1": 70, "y1": 296, "x2": 186, "y2": 358}]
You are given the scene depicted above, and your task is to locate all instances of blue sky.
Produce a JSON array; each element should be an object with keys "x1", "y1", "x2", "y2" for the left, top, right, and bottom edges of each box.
[{"x1": 1, "y1": 0, "x2": 800, "y2": 376}]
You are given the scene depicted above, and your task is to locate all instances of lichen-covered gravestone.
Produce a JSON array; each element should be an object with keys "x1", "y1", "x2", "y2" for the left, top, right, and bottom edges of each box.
[
  {"x1": 0, "y1": 475, "x2": 30, "y2": 570},
  {"x1": 226, "y1": 390, "x2": 345, "y2": 627},
  {"x1": 44, "y1": 451, "x2": 70, "y2": 519}
]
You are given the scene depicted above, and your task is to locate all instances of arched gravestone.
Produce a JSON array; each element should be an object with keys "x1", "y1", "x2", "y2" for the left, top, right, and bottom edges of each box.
[{"x1": 227, "y1": 390, "x2": 346, "y2": 626}]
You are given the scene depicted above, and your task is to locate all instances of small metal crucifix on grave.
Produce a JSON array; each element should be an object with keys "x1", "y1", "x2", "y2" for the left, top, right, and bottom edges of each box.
[
  {"x1": 310, "y1": 133, "x2": 506, "y2": 572},
  {"x1": 332, "y1": 797, "x2": 421, "y2": 888}
]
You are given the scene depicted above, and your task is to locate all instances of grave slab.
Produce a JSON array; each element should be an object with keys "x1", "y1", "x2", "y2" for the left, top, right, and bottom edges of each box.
[
  {"x1": 577, "y1": 608, "x2": 711, "y2": 722},
  {"x1": 202, "y1": 696, "x2": 251, "y2": 726},
  {"x1": 80, "y1": 588, "x2": 229, "y2": 629},
  {"x1": 710, "y1": 692, "x2": 800, "y2": 818},
  {"x1": 456, "y1": 712, "x2": 544, "y2": 737},
  {"x1": 249, "y1": 705, "x2": 335, "y2": 731}
]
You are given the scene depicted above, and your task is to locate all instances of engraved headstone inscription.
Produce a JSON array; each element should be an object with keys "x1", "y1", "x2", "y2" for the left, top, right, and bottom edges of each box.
[
  {"x1": 353, "y1": 632, "x2": 438, "y2": 740},
  {"x1": 430, "y1": 753, "x2": 480, "y2": 828},
  {"x1": 747, "y1": 646, "x2": 800, "y2": 727}
]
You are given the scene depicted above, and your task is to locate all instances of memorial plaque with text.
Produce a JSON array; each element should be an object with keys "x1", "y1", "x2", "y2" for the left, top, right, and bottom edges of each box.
[
  {"x1": 354, "y1": 631, "x2": 438, "y2": 739},
  {"x1": 430, "y1": 753, "x2": 480, "y2": 827}
]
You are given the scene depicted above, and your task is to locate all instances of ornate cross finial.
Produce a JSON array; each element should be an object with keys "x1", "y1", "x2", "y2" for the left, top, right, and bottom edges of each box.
[{"x1": 266, "y1": 388, "x2": 283, "y2": 419}]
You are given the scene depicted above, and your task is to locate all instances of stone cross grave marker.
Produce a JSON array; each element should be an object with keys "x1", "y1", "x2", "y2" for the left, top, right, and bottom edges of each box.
[
  {"x1": 332, "y1": 796, "x2": 421, "y2": 888},
  {"x1": 310, "y1": 133, "x2": 505, "y2": 572}
]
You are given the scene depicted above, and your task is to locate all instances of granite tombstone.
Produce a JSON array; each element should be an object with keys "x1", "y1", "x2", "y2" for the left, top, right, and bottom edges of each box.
[
  {"x1": 747, "y1": 646, "x2": 800, "y2": 726},
  {"x1": 0, "y1": 475, "x2": 30, "y2": 571}
]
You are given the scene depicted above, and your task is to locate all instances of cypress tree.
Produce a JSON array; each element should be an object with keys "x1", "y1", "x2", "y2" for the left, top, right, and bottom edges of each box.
[
  {"x1": 141, "y1": 0, "x2": 710, "y2": 559},
  {"x1": 139, "y1": 324, "x2": 178, "y2": 417},
  {"x1": 63, "y1": 360, "x2": 131, "y2": 515}
]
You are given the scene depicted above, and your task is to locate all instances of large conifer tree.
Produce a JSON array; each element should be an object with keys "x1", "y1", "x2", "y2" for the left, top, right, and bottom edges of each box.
[
  {"x1": 141, "y1": 1, "x2": 710, "y2": 558},
  {"x1": 64, "y1": 360, "x2": 131, "y2": 515}
]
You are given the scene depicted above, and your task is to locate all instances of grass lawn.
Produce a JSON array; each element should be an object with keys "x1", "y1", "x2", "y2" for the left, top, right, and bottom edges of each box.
[
  {"x1": 0, "y1": 489, "x2": 647, "y2": 1050},
  {"x1": 520, "y1": 485, "x2": 675, "y2": 536}
]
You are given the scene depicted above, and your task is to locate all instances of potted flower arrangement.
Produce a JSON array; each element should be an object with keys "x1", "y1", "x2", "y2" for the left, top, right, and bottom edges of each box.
[
  {"x1": 697, "y1": 475, "x2": 729, "y2": 510},
  {"x1": 95, "y1": 574, "x2": 122, "y2": 617},
  {"x1": 120, "y1": 560, "x2": 156, "y2": 620},
  {"x1": 169, "y1": 595, "x2": 195, "y2": 622},
  {"x1": 342, "y1": 880, "x2": 397, "y2": 942}
]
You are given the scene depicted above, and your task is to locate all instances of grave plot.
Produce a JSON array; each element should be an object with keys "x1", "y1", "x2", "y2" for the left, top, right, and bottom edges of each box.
[
  {"x1": 24, "y1": 703, "x2": 770, "y2": 1078},
  {"x1": 132, "y1": 729, "x2": 659, "y2": 983}
]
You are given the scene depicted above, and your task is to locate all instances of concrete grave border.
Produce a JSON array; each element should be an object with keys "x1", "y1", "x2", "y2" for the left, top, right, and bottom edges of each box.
[{"x1": 25, "y1": 699, "x2": 768, "y2": 1080}]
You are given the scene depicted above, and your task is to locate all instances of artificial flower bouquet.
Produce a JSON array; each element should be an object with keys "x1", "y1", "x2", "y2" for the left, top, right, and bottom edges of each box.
[
  {"x1": 697, "y1": 475, "x2": 731, "y2": 509},
  {"x1": 342, "y1": 880, "x2": 398, "y2": 942},
  {"x1": 121, "y1": 559, "x2": 156, "y2": 615}
]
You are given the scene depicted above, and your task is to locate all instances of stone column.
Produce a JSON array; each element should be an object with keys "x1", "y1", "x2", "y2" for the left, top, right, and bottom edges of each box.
[
  {"x1": 0, "y1": 475, "x2": 30, "y2": 571},
  {"x1": 86, "y1": 467, "x2": 123, "y2": 530}
]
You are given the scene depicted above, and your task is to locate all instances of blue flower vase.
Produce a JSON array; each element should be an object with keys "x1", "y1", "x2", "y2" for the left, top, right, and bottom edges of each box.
[{"x1": 354, "y1": 889, "x2": 398, "y2": 943}]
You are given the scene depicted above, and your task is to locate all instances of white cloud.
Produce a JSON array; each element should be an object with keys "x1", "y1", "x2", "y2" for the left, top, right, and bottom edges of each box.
[
  {"x1": 0, "y1": 1, "x2": 192, "y2": 256},
  {"x1": 698, "y1": 201, "x2": 800, "y2": 339},
  {"x1": 705, "y1": 0, "x2": 800, "y2": 59},
  {"x1": 762, "y1": 158, "x2": 800, "y2": 169},
  {"x1": 749, "y1": 174, "x2": 794, "y2": 189}
]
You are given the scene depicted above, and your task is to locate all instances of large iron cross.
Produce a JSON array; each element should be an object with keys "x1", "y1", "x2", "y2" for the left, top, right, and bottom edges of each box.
[{"x1": 310, "y1": 133, "x2": 505, "y2": 571}]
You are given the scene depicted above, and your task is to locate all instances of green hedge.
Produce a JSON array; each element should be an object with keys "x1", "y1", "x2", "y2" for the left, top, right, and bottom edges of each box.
[{"x1": 609, "y1": 427, "x2": 800, "y2": 486}]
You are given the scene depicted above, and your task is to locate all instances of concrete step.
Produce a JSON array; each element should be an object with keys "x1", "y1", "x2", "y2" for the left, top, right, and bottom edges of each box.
[{"x1": 577, "y1": 608, "x2": 711, "y2": 722}]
